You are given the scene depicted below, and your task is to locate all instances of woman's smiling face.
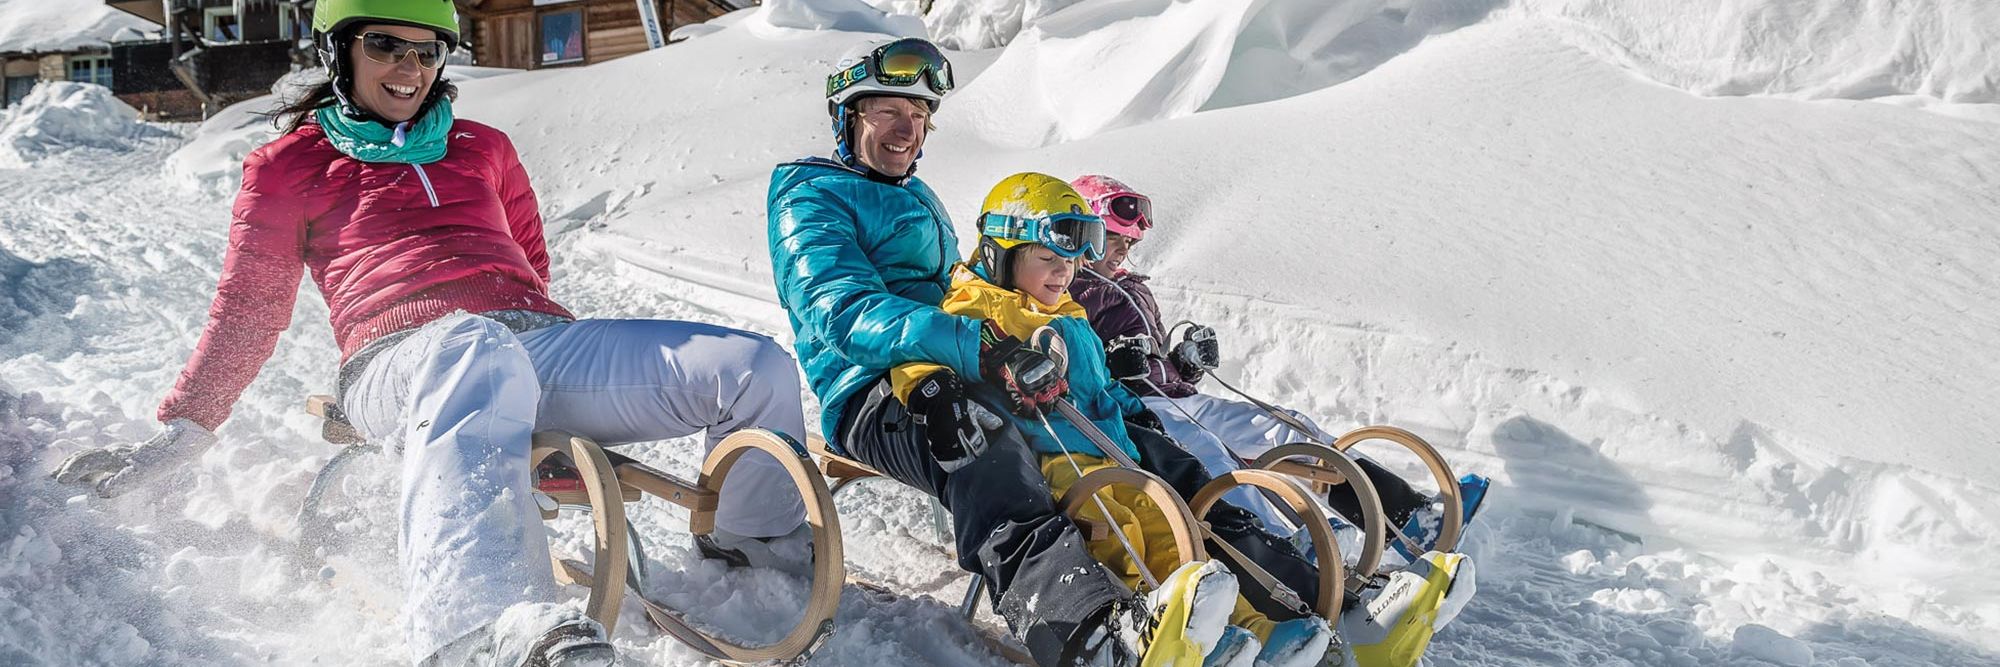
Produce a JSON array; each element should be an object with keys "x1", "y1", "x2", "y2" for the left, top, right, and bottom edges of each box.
[{"x1": 347, "y1": 23, "x2": 443, "y2": 122}]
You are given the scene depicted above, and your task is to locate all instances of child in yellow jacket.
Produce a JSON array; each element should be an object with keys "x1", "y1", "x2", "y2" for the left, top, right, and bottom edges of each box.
[{"x1": 888, "y1": 173, "x2": 1333, "y2": 667}]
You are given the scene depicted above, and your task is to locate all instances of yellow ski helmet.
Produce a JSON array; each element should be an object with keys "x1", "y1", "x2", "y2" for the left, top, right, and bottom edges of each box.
[{"x1": 970, "y1": 172, "x2": 1107, "y2": 288}]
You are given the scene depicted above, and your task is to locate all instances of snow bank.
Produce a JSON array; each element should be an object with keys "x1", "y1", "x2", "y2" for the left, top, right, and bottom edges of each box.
[
  {"x1": 951, "y1": 0, "x2": 1498, "y2": 147},
  {"x1": 922, "y1": 0, "x2": 1084, "y2": 50},
  {"x1": 751, "y1": 0, "x2": 927, "y2": 38},
  {"x1": 0, "y1": 82, "x2": 168, "y2": 168},
  {"x1": 951, "y1": 0, "x2": 1996, "y2": 147},
  {"x1": 1513, "y1": 0, "x2": 2000, "y2": 104},
  {"x1": 160, "y1": 94, "x2": 286, "y2": 197},
  {"x1": 0, "y1": 0, "x2": 156, "y2": 54}
]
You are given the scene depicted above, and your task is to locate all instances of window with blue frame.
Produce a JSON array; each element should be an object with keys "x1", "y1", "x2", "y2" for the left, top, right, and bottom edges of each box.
[{"x1": 68, "y1": 56, "x2": 113, "y2": 89}]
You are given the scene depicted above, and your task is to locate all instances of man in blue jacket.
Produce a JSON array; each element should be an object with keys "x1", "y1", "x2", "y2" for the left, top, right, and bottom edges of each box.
[{"x1": 765, "y1": 39, "x2": 1145, "y2": 665}]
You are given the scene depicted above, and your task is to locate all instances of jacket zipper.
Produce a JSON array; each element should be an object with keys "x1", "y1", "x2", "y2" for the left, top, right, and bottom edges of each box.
[{"x1": 410, "y1": 164, "x2": 440, "y2": 208}]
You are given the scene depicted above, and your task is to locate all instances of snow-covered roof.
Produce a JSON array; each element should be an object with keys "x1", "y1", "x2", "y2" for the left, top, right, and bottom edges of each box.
[{"x1": 0, "y1": 0, "x2": 160, "y2": 55}]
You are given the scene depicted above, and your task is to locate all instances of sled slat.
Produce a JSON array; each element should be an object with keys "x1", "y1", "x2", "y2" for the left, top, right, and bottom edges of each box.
[{"x1": 614, "y1": 460, "x2": 718, "y2": 512}]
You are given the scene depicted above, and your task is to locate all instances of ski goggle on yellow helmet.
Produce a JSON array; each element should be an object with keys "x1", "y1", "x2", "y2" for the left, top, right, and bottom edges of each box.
[{"x1": 977, "y1": 172, "x2": 1108, "y2": 261}]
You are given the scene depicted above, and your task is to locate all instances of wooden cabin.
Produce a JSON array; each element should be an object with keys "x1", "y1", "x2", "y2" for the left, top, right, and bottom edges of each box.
[
  {"x1": 90, "y1": 0, "x2": 748, "y2": 118},
  {"x1": 102, "y1": 0, "x2": 307, "y2": 119},
  {"x1": 454, "y1": 0, "x2": 746, "y2": 70},
  {"x1": 2, "y1": 1, "x2": 154, "y2": 109}
]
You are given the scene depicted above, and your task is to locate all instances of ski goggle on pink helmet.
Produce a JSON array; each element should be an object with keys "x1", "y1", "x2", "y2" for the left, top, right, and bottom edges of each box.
[{"x1": 1069, "y1": 175, "x2": 1153, "y2": 241}]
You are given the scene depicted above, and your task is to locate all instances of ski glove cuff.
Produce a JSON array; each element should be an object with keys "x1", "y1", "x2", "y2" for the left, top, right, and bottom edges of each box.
[
  {"x1": 977, "y1": 321, "x2": 1068, "y2": 417},
  {"x1": 51, "y1": 417, "x2": 217, "y2": 498},
  {"x1": 905, "y1": 372, "x2": 1006, "y2": 473}
]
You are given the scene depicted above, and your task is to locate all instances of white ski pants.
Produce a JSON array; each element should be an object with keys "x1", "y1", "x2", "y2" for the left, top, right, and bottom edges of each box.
[
  {"x1": 1142, "y1": 393, "x2": 1329, "y2": 531},
  {"x1": 342, "y1": 313, "x2": 808, "y2": 662}
]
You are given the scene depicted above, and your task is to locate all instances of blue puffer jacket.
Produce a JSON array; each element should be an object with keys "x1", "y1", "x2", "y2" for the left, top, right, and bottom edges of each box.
[{"x1": 767, "y1": 157, "x2": 981, "y2": 447}]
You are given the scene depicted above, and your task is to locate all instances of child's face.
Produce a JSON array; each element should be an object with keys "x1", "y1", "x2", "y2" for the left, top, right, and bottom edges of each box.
[
  {"x1": 1011, "y1": 244, "x2": 1077, "y2": 306},
  {"x1": 1089, "y1": 234, "x2": 1138, "y2": 275}
]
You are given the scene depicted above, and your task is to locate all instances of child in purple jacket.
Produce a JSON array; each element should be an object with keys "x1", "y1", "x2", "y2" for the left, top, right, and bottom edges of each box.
[{"x1": 1066, "y1": 175, "x2": 1449, "y2": 553}]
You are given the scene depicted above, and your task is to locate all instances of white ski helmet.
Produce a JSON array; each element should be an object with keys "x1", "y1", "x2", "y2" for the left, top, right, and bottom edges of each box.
[
  {"x1": 825, "y1": 37, "x2": 953, "y2": 112},
  {"x1": 826, "y1": 37, "x2": 953, "y2": 166}
]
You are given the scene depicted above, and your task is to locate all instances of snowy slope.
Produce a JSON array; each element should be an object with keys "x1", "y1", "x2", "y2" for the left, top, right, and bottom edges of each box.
[
  {"x1": 3, "y1": 0, "x2": 1999, "y2": 665},
  {"x1": 0, "y1": 0, "x2": 156, "y2": 54}
]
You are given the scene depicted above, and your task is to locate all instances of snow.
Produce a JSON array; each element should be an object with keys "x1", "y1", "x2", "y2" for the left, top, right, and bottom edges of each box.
[
  {"x1": 1509, "y1": 0, "x2": 2000, "y2": 104},
  {"x1": 0, "y1": 0, "x2": 157, "y2": 54},
  {"x1": 0, "y1": 82, "x2": 168, "y2": 168},
  {"x1": 3, "y1": 0, "x2": 2000, "y2": 665},
  {"x1": 921, "y1": 0, "x2": 1084, "y2": 50},
  {"x1": 753, "y1": 0, "x2": 928, "y2": 39}
]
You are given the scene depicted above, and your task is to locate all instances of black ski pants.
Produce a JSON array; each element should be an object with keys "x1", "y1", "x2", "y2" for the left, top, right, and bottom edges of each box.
[
  {"x1": 839, "y1": 379, "x2": 1127, "y2": 666},
  {"x1": 1325, "y1": 457, "x2": 1433, "y2": 533}
]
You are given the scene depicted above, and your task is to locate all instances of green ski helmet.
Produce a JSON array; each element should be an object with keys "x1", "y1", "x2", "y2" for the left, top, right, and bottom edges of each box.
[
  {"x1": 311, "y1": 0, "x2": 460, "y2": 121},
  {"x1": 313, "y1": 0, "x2": 460, "y2": 47}
]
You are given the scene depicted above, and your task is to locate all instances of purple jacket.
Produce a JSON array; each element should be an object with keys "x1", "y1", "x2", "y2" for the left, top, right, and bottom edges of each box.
[{"x1": 1072, "y1": 267, "x2": 1199, "y2": 398}]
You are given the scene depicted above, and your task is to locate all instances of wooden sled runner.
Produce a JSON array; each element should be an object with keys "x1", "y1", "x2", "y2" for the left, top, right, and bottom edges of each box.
[
  {"x1": 1252, "y1": 425, "x2": 1466, "y2": 559},
  {"x1": 300, "y1": 395, "x2": 845, "y2": 665}
]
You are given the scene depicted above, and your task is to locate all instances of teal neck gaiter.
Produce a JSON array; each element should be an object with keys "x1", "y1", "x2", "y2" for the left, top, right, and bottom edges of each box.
[{"x1": 316, "y1": 97, "x2": 454, "y2": 165}]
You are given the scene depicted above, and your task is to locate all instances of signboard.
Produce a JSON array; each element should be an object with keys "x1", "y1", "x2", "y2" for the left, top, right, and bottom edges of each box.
[{"x1": 636, "y1": 0, "x2": 667, "y2": 50}]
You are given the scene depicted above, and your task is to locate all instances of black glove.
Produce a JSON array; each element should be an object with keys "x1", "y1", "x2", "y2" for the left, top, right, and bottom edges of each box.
[
  {"x1": 1171, "y1": 324, "x2": 1220, "y2": 382},
  {"x1": 905, "y1": 372, "x2": 1006, "y2": 472},
  {"x1": 1125, "y1": 409, "x2": 1165, "y2": 435},
  {"x1": 978, "y1": 321, "x2": 1068, "y2": 416},
  {"x1": 1104, "y1": 335, "x2": 1154, "y2": 381}
]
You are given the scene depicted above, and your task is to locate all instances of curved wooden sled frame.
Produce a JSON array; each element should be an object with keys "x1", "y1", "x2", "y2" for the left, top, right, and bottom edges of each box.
[
  {"x1": 1252, "y1": 425, "x2": 1464, "y2": 558},
  {"x1": 1057, "y1": 466, "x2": 1209, "y2": 575},
  {"x1": 1330, "y1": 425, "x2": 1464, "y2": 555},
  {"x1": 809, "y1": 435, "x2": 1209, "y2": 590},
  {"x1": 1190, "y1": 469, "x2": 1345, "y2": 615},
  {"x1": 305, "y1": 396, "x2": 843, "y2": 665},
  {"x1": 537, "y1": 430, "x2": 844, "y2": 664},
  {"x1": 1250, "y1": 442, "x2": 1390, "y2": 582}
]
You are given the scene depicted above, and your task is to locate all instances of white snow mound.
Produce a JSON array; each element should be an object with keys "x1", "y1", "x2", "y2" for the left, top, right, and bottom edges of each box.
[
  {"x1": 753, "y1": 0, "x2": 928, "y2": 38},
  {"x1": 0, "y1": 82, "x2": 165, "y2": 168},
  {"x1": 922, "y1": 0, "x2": 1085, "y2": 50},
  {"x1": 0, "y1": 0, "x2": 157, "y2": 54},
  {"x1": 952, "y1": 0, "x2": 1496, "y2": 147},
  {"x1": 1513, "y1": 0, "x2": 2000, "y2": 104}
]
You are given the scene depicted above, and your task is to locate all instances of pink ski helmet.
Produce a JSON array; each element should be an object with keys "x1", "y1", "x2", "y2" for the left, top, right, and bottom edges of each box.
[{"x1": 1069, "y1": 174, "x2": 1153, "y2": 241}]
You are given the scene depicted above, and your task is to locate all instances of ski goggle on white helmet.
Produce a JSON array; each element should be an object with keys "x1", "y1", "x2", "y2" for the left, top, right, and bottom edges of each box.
[{"x1": 826, "y1": 38, "x2": 955, "y2": 107}]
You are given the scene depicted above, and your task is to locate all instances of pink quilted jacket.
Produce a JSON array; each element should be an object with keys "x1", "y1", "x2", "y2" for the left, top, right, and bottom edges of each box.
[{"x1": 158, "y1": 120, "x2": 572, "y2": 430}]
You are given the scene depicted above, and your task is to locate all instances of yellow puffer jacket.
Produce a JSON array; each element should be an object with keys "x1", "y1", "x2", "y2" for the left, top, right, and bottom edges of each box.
[{"x1": 889, "y1": 265, "x2": 1145, "y2": 462}]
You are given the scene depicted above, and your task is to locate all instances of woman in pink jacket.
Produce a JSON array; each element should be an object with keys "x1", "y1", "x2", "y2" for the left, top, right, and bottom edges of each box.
[{"x1": 49, "y1": 4, "x2": 805, "y2": 665}]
